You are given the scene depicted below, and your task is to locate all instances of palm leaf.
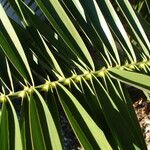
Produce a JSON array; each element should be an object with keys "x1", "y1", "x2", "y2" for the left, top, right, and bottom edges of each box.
[{"x1": 0, "y1": 0, "x2": 150, "y2": 149}]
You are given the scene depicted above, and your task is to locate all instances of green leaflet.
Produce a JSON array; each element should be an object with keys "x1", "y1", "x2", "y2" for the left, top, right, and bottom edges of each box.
[
  {"x1": 0, "y1": 4, "x2": 33, "y2": 84},
  {"x1": 28, "y1": 93, "x2": 46, "y2": 150},
  {"x1": 7, "y1": 98, "x2": 23, "y2": 150},
  {"x1": 91, "y1": 75, "x2": 142, "y2": 150},
  {"x1": 20, "y1": 97, "x2": 32, "y2": 150},
  {"x1": 104, "y1": 75, "x2": 146, "y2": 148},
  {"x1": 57, "y1": 83, "x2": 112, "y2": 150},
  {"x1": 73, "y1": 78, "x2": 118, "y2": 149},
  {"x1": 109, "y1": 68, "x2": 150, "y2": 91},
  {"x1": 34, "y1": 0, "x2": 95, "y2": 70},
  {"x1": 33, "y1": 30, "x2": 64, "y2": 77},
  {"x1": 116, "y1": 0, "x2": 150, "y2": 56},
  {"x1": 0, "y1": 102, "x2": 9, "y2": 150},
  {"x1": 96, "y1": 0, "x2": 136, "y2": 62},
  {"x1": 10, "y1": 0, "x2": 84, "y2": 73},
  {"x1": 0, "y1": 47, "x2": 11, "y2": 88},
  {"x1": 45, "y1": 90, "x2": 64, "y2": 147},
  {"x1": 28, "y1": 90, "x2": 62, "y2": 150},
  {"x1": 63, "y1": 0, "x2": 104, "y2": 55},
  {"x1": 80, "y1": 0, "x2": 120, "y2": 65}
]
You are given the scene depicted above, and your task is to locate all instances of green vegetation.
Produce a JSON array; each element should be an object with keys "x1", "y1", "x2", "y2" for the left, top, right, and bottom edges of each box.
[{"x1": 0, "y1": 0, "x2": 150, "y2": 149}]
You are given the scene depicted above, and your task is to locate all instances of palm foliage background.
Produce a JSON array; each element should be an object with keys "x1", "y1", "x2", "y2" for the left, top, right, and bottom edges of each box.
[{"x1": 0, "y1": 0, "x2": 150, "y2": 149}]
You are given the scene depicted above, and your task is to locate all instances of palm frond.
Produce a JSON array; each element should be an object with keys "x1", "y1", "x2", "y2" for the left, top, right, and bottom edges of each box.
[{"x1": 0, "y1": 0, "x2": 150, "y2": 149}]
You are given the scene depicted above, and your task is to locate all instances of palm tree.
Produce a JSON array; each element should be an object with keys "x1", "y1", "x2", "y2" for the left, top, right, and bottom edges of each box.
[{"x1": 0, "y1": 0, "x2": 150, "y2": 149}]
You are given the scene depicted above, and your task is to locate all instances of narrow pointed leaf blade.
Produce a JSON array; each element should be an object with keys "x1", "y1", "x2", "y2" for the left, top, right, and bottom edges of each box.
[
  {"x1": 33, "y1": 90, "x2": 63, "y2": 150},
  {"x1": 104, "y1": 75, "x2": 146, "y2": 148},
  {"x1": 28, "y1": 94, "x2": 46, "y2": 150},
  {"x1": 7, "y1": 98, "x2": 23, "y2": 150},
  {"x1": 116, "y1": 0, "x2": 150, "y2": 56},
  {"x1": 92, "y1": 76, "x2": 143, "y2": 149},
  {"x1": 21, "y1": 97, "x2": 32, "y2": 150},
  {"x1": 97, "y1": 0, "x2": 136, "y2": 62},
  {"x1": 36, "y1": 31, "x2": 64, "y2": 77},
  {"x1": 57, "y1": 83, "x2": 112, "y2": 150},
  {"x1": 109, "y1": 68, "x2": 150, "y2": 91},
  {"x1": 0, "y1": 4, "x2": 33, "y2": 84},
  {"x1": 34, "y1": 0, "x2": 94, "y2": 69},
  {"x1": 0, "y1": 102, "x2": 9, "y2": 150},
  {"x1": 80, "y1": 0, "x2": 120, "y2": 64},
  {"x1": 0, "y1": 32, "x2": 30, "y2": 83},
  {"x1": 46, "y1": 90, "x2": 64, "y2": 147}
]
